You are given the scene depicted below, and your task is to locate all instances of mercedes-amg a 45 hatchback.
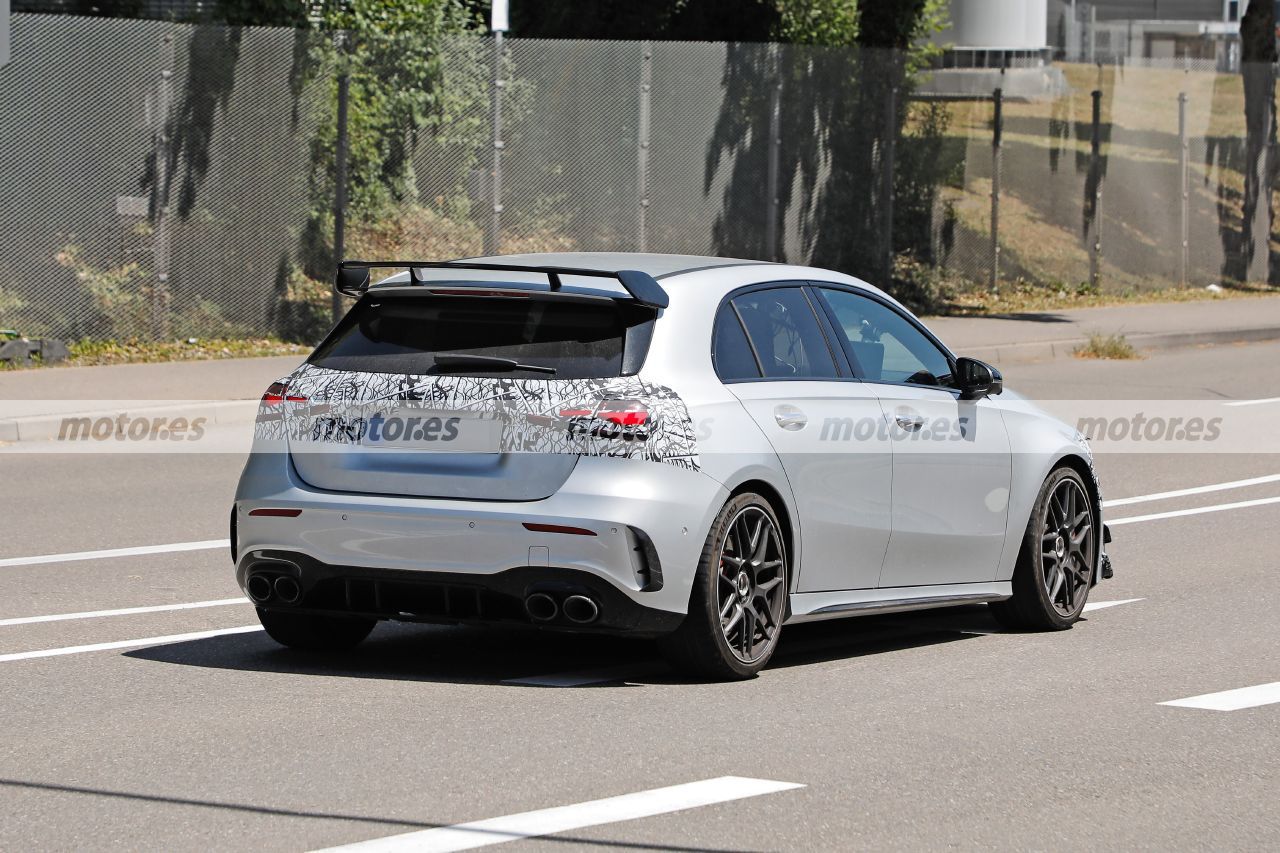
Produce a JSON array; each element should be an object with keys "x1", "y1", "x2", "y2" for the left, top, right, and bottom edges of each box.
[{"x1": 234, "y1": 253, "x2": 1111, "y2": 679}]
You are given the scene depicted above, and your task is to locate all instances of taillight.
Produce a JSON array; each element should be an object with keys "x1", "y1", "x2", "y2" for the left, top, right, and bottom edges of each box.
[
  {"x1": 261, "y1": 381, "x2": 308, "y2": 405},
  {"x1": 557, "y1": 406, "x2": 595, "y2": 418},
  {"x1": 597, "y1": 400, "x2": 649, "y2": 427}
]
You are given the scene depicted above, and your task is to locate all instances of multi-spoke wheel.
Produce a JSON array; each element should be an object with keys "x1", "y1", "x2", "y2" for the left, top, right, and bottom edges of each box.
[
  {"x1": 659, "y1": 493, "x2": 788, "y2": 679},
  {"x1": 990, "y1": 467, "x2": 1097, "y2": 631}
]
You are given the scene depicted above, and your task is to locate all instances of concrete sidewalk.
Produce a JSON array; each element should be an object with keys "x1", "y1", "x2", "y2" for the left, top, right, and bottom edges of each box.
[
  {"x1": 2, "y1": 296, "x2": 1279, "y2": 441},
  {"x1": 926, "y1": 295, "x2": 1280, "y2": 365}
]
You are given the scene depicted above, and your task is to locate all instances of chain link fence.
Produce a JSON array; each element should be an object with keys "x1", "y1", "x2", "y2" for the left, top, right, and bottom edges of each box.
[{"x1": 1, "y1": 13, "x2": 1277, "y2": 344}]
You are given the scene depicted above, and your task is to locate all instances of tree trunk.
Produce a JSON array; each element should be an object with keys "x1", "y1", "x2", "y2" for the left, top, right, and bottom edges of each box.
[{"x1": 1240, "y1": 2, "x2": 1277, "y2": 284}]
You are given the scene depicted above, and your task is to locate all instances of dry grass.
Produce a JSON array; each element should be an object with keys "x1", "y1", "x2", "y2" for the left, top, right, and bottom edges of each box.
[
  {"x1": 0, "y1": 338, "x2": 310, "y2": 370},
  {"x1": 1073, "y1": 332, "x2": 1140, "y2": 360},
  {"x1": 925, "y1": 62, "x2": 1280, "y2": 295}
]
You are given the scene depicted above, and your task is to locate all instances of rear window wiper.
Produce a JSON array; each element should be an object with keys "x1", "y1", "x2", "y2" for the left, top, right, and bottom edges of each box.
[{"x1": 431, "y1": 353, "x2": 558, "y2": 375}]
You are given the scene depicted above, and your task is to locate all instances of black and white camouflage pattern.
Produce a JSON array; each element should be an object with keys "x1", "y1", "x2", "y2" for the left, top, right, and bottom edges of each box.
[{"x1": 257, "y1": 363, "x2": 700, "y2": 471}]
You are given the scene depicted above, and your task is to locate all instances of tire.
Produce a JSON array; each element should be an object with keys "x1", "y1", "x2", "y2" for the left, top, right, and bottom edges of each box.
[
  {"x1": 659, "y1": 493, "x2": 788, "y2": 680},
  {"x1": 989, "y1": 466, "x2": 1097, "y2": 631},
  {"x1": 257, "y1": 608, "x2": 376, "y2": 651}
]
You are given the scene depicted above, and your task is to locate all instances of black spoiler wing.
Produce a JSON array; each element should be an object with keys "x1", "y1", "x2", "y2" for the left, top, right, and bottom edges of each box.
[{"x1": 335, "y1": 260, "x2": 670, "y2": 310}]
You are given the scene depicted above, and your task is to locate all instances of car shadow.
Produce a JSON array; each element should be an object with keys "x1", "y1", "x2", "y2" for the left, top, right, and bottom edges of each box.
[{"x1": 123, "y1": 605, "x2": 1007, "y2": 687}]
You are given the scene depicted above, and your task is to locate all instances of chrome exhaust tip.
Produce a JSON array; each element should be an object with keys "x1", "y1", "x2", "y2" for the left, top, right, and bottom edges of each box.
[
  {"x1": 562, "y1": 594, "x2": 600, "y2": 625},
  {"x1": 246, "y1": 574, "x2": 274, "y2": 603},
  {"x1": 525, "y1": 592, "x2": 559, "y2": 622},
  {"x1": 273, "y1": 576, "x2": 302, "y2": 605}
]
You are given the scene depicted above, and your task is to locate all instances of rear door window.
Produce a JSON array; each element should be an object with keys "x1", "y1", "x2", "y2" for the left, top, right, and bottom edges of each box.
[
  {"x1": 730, "y1": 287, "x2": 839, "y2": 379},
  {"x1": 310, "y1": 294, "x2": 635, "y2": 379}
]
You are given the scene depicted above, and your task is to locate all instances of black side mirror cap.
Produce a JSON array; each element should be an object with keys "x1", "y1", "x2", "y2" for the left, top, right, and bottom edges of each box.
[{"x1": 956, "y1": 356, "x2": 1002, "y2": 400}]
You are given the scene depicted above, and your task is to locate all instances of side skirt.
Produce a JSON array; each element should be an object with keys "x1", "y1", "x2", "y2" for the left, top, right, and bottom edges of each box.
[{"x1": 786, "y1": 582, "x2": 1012, "y2": 625}]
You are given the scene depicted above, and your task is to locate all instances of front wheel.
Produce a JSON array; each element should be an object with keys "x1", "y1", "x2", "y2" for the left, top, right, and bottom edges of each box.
[
  {"x1": 989, "y1": 467, "x2": 1097, "y2": 631},
  {"x1": 659, "y1": 494, "x2": 788, "y2": 680},
  {"x1": 257, "y1": 608, "x2": 376, "y2": 651}
]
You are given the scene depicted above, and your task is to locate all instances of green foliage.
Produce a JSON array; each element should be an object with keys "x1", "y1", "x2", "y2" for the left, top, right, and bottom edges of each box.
[
  {"x1": 890, "y1": 252, "x2": 960, "y2": 315},
  {"x1": 297, "y1": 1, "x2": 486, "y2": 275},
  {"x1": 55, "y1": 245, "x2": 251, "y2": 341},
  {"x1": 776, "y1": 0, "x2": 859, "y2": 45}
]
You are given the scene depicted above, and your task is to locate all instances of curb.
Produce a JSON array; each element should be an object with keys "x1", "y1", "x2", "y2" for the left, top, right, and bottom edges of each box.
[
  {"x1": 0, "y1": 400, "x2": 258, "y2": 443},
  {"x1": 963, "y1": 325, "x2": 1280, "y2": 366},
  {"x1": 3, "y1": 324, "x2": 1279, "y2": 441}
]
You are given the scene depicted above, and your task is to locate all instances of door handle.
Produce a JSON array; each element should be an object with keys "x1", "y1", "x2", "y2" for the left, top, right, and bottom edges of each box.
[
  {"x1": 894, "y1": 408, "x2": 924, "y2": 432},
  {"x1": 773, "y1": 404, "x2": 807, "y2": 431}
]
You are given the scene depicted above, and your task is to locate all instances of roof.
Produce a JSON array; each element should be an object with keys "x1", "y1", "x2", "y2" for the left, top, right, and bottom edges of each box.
[{"x1": 460, "y1": 252, "x2": 772, "y2": 280}]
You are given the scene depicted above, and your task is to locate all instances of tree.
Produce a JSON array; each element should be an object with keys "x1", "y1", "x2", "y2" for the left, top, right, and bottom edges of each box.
[
  {"x1": 1239, "y1": 0, "x2": 1277, "y2": 284},
  {"x1": 705, "y1": 1, "x2": 951, "y2": 307},
  {"x1": 296, "y1": 0, "x2": 485, "y2": 276}
]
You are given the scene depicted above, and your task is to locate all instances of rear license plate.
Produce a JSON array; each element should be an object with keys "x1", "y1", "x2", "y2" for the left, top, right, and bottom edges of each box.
[{"x1": 360, "y1": 408, "x2": 503, "y2": 452}]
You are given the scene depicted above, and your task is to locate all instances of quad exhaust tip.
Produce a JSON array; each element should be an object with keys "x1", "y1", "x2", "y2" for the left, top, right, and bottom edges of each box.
[
  {"x1": 246, "y1": 574, "x2": 273, "y2": 603},
  {"x1": 273, "y1": 576, "x2": 302, "y2": 605},
  {"x1": 525, "y1": 592, "x2": 559, "y2": 622},
  {"x1": 562, "y1": 594, "x2": 600, "y2": 625}
]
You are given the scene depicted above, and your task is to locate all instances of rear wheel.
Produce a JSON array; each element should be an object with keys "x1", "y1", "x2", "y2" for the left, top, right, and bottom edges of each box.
[
  {"x1": 659, "y1": 493, "x2": 788, "y2": 680},
  {"x1": 257, "y1": 608, "x2": 376, "y2": 651},
  {"x1": 989, "y1": 467, "x2": 1096, "y2": 631}
]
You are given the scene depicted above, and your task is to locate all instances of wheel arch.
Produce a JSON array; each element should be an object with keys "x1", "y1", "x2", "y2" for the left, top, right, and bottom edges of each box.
[
  {"x1": 1042, "y1": 451, "x2": 1105, "y2": 581},
  {"x1": 726, "y1": 477, "x2": 798, "y2": 594}
]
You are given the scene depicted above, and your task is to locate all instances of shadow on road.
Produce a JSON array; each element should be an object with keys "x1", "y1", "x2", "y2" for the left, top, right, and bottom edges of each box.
[
  {"x1": 0, "y1": 778, "x2": 751, "y2": 853},
  {"x1": 123, "y1": 605, "x2": 1004, "y2": 687}
]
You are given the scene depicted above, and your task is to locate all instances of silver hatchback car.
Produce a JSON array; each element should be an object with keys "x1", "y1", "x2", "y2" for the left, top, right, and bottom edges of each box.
[{"x1": 233, "y1": 253, "x2": 1111, "y2": 679}]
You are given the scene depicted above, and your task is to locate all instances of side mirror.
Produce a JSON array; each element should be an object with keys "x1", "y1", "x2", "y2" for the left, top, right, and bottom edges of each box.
[
  {"x1": 335, "y1": 264, "x2": 371, "y2": 297},
  {"x1": 956, "y1": 357, "x2": 1002, "y2": 400}
]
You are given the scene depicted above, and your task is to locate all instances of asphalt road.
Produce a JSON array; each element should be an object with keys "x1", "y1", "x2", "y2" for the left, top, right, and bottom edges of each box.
[{"x1": 2, "y1": 342, "x2": 1279, "y2": 851}]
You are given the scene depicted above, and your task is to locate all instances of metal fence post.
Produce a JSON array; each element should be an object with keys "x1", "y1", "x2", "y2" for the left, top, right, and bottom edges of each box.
[
  {"x1": 152, "y1": 32, "x2": 174, "y2": 341},
  {"x1": 764, "y1": 45, "x2": 782, "y2": 262},
  {"x1": 990, "y1": 87, "x2": 1003, "y2": 292},
  {"x1": 485, "y1": 31, "x2": 504, "y2": 255},
  {"x1": 1178, "y1": 91, "x2": 1189, "y2": 286},
  {"x1": 1089, "y1": 88, "x2": 1103, "y2": 290},
  {"x1": 879, "y1": 84, "x2": 896, "y2": 285},
  {"x1": 637, "y1": 41, "x2": 651, "y2": 252},
  {"x1": 332, "y1": 54, "x2": 349, "y2": 323}
]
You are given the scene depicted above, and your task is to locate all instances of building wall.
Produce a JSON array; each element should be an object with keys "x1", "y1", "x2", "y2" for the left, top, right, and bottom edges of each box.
[
  {"x1": 937, "y1": 0, "x2": 1050, "y2": 50},
  {"x1": 1087, "y1": 1, "x2": 1233, "y2": 22}
]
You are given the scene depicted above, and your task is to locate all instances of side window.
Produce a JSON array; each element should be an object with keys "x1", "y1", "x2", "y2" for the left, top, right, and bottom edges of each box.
[
  {"x1": 712, "y1": 305, "x2": 762, "y2": 380},
  {"x1": 816, "y1": 288, "x2": 954, "y2": 388},
  {"x1": 731, "y1": 287, "x2": 839, "y2": 380}
]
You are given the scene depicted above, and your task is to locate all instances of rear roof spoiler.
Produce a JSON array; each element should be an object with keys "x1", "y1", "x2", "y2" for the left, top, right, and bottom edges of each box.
[{"x1": 335, "y1": 260, "x2": 670, "y2": 310}]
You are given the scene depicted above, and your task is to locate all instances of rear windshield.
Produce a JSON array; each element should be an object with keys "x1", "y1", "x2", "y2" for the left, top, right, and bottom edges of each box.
[{"x1": 310, "y1": 295, "x2": 634, "y2": 379}]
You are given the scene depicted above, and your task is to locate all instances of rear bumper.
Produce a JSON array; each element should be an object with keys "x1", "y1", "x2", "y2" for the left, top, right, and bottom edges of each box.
[
  {"x1": 238, "y1": 550, "x2": 685, "y2": 636},
  {"x1": 234, "y1": 453, "x2": 729, "y2": 618}
]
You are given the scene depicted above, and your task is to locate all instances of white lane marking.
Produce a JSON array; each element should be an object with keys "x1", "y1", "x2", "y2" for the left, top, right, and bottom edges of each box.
[
  {"x1": 0, "y1": 625, "x2": 262, "y2": 663},
  {"x1": 0, "y1": 597, "x2": 248, "y2": 627},
  {"x1": 957, "y1": 598, "x2": 1142, "y2": 634},
  {"x1": 1108, "y1": 495, "x2": 1280, "y2": 526},
  {"x1": 1161, "y1": 681, "x2": 1280, "y2": 711},
  {"x1": 311, "y1": 776, "x2": 805, "y2": 853},
  {"x1": 1223, "y1": 397, "x2": 1280, "y2": 407},
  {"x1": 1104, "y1": 473, "x2": 1280, "y2": 508},
  {"x1": 503, "y1": 663, "x2": 663, "y2": 688},
  {"x1": 0, "y1": 539, "x2": 230, "y2": 568},
  {"x1": 1082, "y1": 598, "x2": 1144, "y2": 612}
]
